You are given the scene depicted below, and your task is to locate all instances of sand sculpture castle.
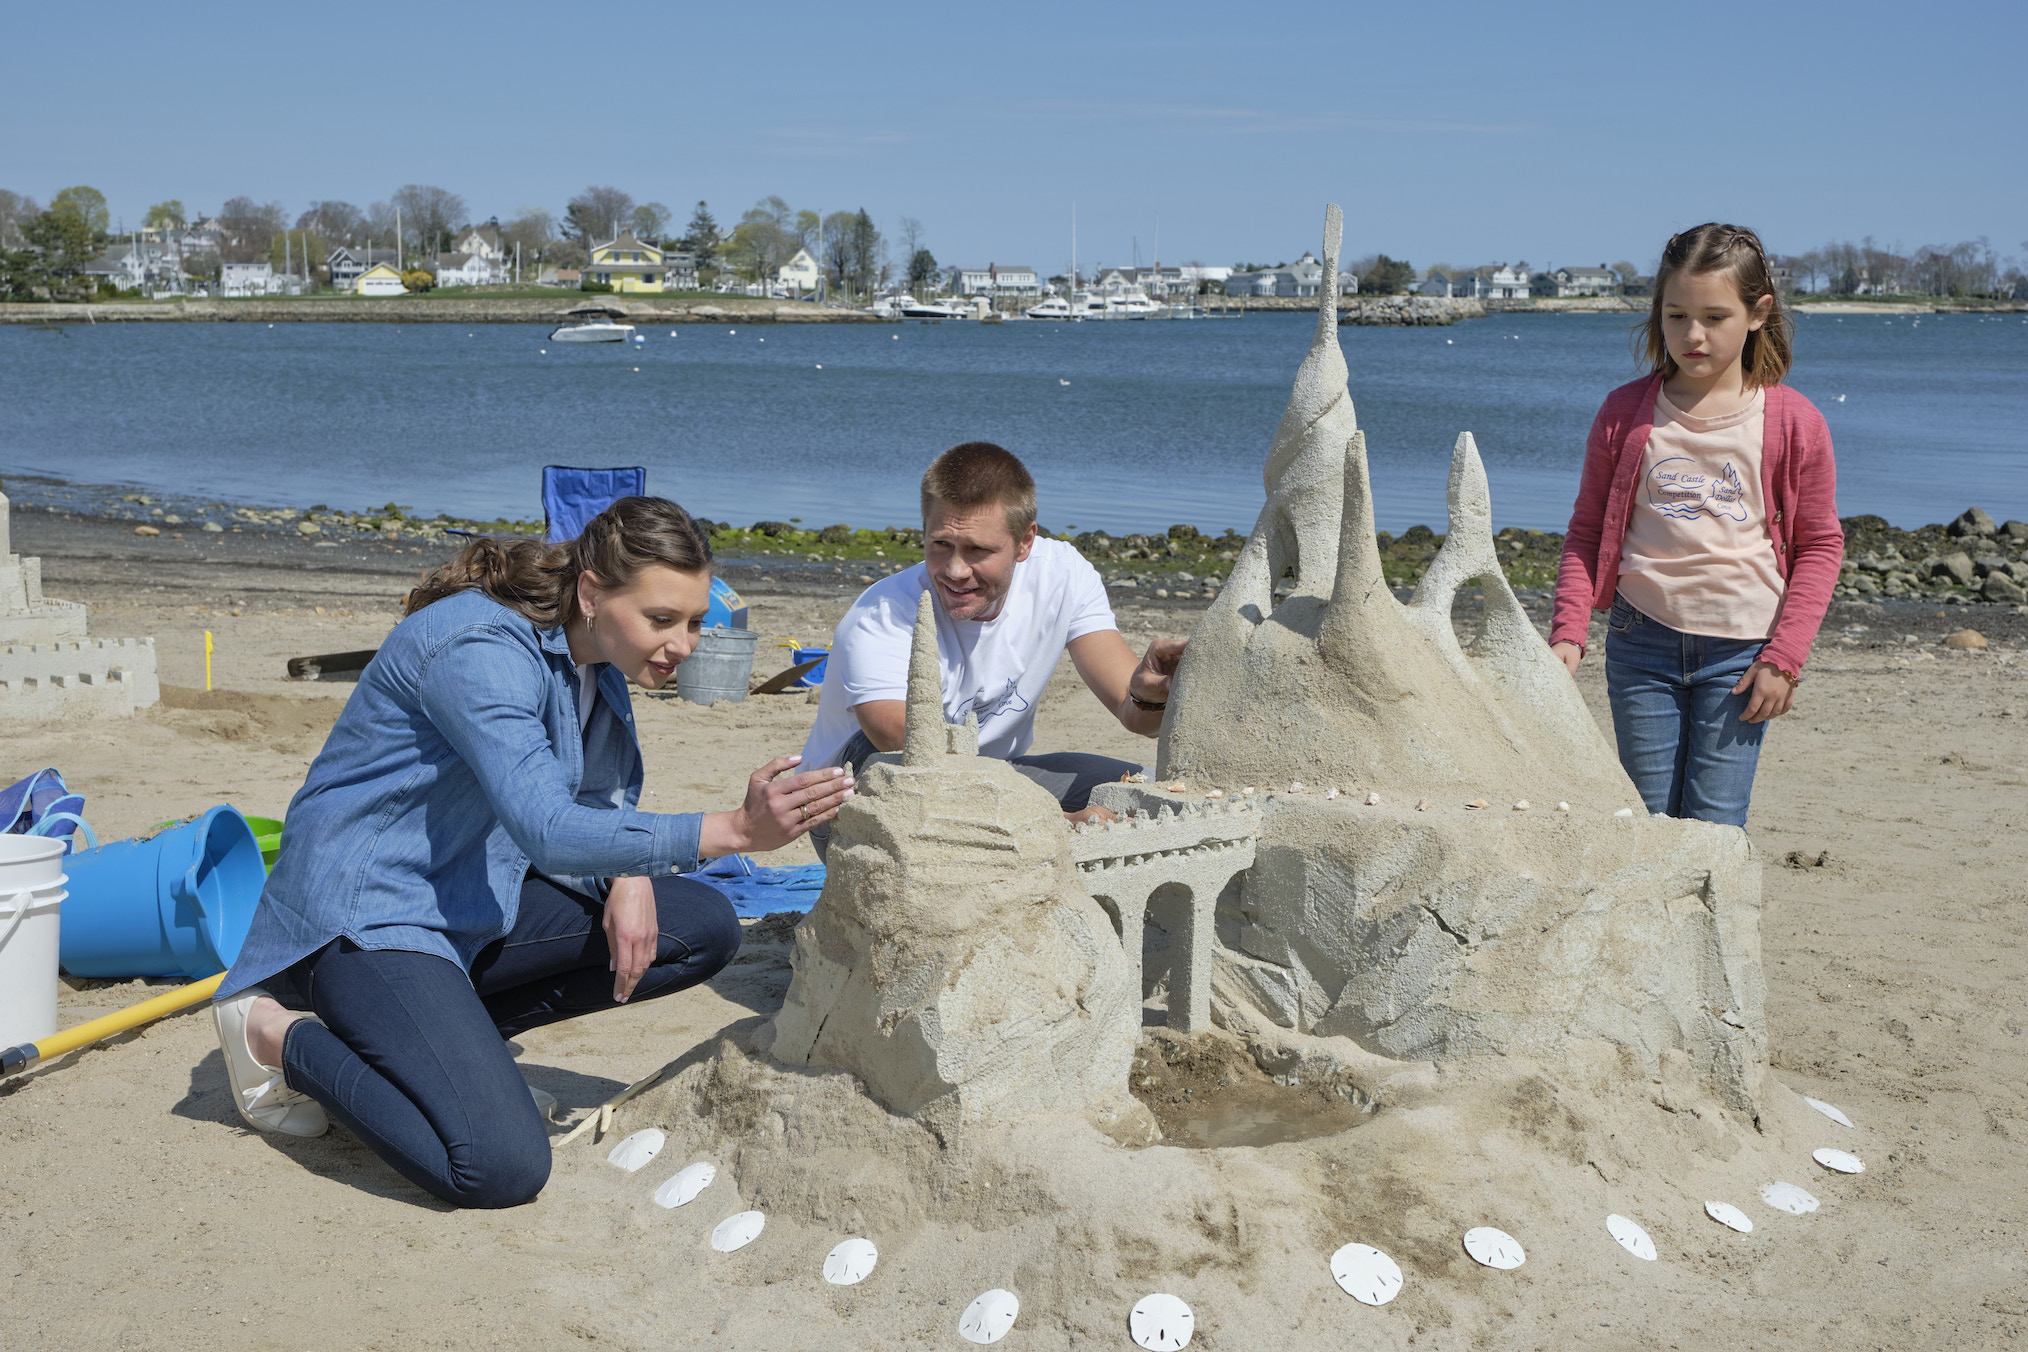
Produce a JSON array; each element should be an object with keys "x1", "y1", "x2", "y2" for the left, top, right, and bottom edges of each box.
[
  {"x1": 765, "y1": 204, "x2": 1769, "y2": 1138},
  {"x1": 0, "y1": 486, "x2": 160, "y2": 721}
]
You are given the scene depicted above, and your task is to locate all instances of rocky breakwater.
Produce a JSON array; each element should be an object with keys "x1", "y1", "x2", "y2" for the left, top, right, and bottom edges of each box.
[
  {"x1": 1335, "y1": 295, "x2": 1485, "y2": 326},
  {"x1": 1837, "y1": 507, "x2": 2028, "y2": 606}
]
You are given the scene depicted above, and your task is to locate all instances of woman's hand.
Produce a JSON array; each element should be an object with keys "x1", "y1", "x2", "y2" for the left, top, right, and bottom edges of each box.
[
  {"x1": 699, "y1": 755, "x2": 855, "y2": 857},
  {"x1": 603, "y1": 876, "x2": 659, "y2": 1002},
  {"x1": 1733, "y1": 661, "x2": 1797, "y2": 723},
  {"x1": 1550, "y1": 640, "x2": 1582, "y2": 677}
]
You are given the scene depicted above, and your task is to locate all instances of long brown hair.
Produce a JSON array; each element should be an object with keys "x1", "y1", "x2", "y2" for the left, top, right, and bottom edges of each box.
[
  {"x1": 404, "y1": 496, "x2": 712, "y2": 624},
  {"x1": 1638, "y1": 222, "x2": 1793, "y2": 388}
]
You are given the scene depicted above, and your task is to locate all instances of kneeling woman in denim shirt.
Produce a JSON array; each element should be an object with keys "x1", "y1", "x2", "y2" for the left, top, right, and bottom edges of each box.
[{"x1": 209, "y1": 497, "x2": 853, "y2": 1208}]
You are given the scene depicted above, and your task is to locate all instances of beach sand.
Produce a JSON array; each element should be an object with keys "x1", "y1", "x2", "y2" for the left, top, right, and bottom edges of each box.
[{"x1": 3, "y1": 524, "x2": 2025, "y2": 1350}]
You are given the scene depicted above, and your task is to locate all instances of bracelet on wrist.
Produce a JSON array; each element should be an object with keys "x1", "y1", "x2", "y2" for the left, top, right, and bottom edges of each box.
[{"x1": 1129, "y1": 692, "x2": 1168, "y2": 712}]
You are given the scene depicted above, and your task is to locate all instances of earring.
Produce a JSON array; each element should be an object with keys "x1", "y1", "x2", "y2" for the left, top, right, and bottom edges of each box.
[{"x1": 586, "y1": 610, "x2": 596, "y2": 636}]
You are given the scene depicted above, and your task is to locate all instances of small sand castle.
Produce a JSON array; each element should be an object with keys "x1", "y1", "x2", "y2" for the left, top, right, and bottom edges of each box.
[
  {"x1": 767, "y1": 592, "x2": 1151, "y2": 1144},
  {"x1": 0, "y1": 486, "x2": 159, "y2": 721}
]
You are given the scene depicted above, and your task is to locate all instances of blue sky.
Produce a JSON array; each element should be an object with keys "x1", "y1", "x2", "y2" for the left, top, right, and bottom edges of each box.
[{"x1": 6, "y1": 0, "x2": 2021, "y2": 276}]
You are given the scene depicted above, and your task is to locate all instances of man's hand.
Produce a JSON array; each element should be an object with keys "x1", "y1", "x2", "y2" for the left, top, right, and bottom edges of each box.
[
  {"x1": 1733, "y1": 661, "x2": 1796, "y2": 723},
  {"x1": 1550, "y1": 640, "x2": 1582, "y2": 677},
  {"x1": 1129, "y1": 638, "x2": 1186, "y2": 706},
  {"x1": 1069, "y1": 630, "x2": 1187, "y2": 737},
  {"x1": 604, "y1": 876, "x2": 659, "y2": 1003}
]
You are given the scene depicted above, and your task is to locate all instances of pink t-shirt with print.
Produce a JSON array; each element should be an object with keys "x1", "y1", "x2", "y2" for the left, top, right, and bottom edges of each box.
[{"x1": 1615, "y1": 388, "x2": 1785, "y2": 639}]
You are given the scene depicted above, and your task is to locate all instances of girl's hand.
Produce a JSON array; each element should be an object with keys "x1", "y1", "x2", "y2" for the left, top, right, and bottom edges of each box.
[
  {"x1": 604, "y1": 876, "x2": 659, "y2": 1002},
  {"x1": 1733, "y1": 662, "x2": 1797, "y2": 723},
  {"x1": 1550, "y1": 640, "x2": 1582, "y2": 677},
  {"x1": 700, "y1": 756, "x2": 855, "y2": 857}
]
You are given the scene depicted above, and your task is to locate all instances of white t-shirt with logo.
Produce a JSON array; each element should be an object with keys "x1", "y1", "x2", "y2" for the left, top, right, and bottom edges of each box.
[{"x1": 800, "y1": 538, "x2": 1117, "y2": 769}]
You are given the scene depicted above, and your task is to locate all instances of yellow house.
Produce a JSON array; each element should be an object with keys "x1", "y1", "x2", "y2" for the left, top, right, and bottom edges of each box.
[
  {"x1": 356, "y1": 262, "x2": 406, "y2": 297},
  {"x1": 585, "y1": 232, "x2": 666, "y2": 293}
]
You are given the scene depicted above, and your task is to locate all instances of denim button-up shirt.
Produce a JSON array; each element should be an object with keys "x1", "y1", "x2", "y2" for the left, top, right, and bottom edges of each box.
[{"x1": 217, "y1": 589, "x2": 703, "y2": 1000}]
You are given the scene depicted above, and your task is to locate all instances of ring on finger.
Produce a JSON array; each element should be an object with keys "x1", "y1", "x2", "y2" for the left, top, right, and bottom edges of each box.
[{"x1": 799, "y1": 803, "x2": 809, "y2": 822}]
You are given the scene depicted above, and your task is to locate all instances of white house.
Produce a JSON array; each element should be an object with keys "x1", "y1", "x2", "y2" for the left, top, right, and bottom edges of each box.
[
  {"x1": 1534, "y1": 265, "x2": 1618, "y2": 297},
  {"x1": 1176, "y1": 264, "x2": 1231, "y2": 290},
  {"x1": 1488, "y1": 264, "x2": 1529, "y2": 298},
  {"x1": 432, "y1": 251, "x2": 507, "y2": 287},
  {"x1": 220, "y1": 261, "x2": 278, "y2": 297},
  {"x1": 453, "y1": 225, "x2": 504, "y2": 263},
  {"x1": 1223, "y1": 251, "x2": 1327, "y2": 298},
  {"x1": 83, "y1": 242, "x2": 167, "y2": 292},
  {"x1": 777, "y1": 247, "x2": 821, "y2": 296},
  {"x1": 1450, "y1": 264, "x2": 1530, "y2": 299},
  {"x1": 950, "y1": 263, "x2": 1042, "y2": 296}
]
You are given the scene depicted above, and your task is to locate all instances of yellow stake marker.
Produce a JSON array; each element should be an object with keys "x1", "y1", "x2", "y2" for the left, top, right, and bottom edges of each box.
[{"x1": 204, "y1": 630, "x2": 214, "y2": 691}]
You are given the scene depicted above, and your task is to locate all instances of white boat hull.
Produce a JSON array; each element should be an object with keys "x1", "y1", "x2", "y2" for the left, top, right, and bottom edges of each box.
[{"x1": 549, "y1": 322, "x2": 635, "y2": 343}]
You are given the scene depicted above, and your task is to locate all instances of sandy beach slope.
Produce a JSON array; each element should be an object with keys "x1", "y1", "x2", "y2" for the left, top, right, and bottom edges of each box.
[{"x1": 2, "y1": 522, "x2": 2024, "y2": 1350}]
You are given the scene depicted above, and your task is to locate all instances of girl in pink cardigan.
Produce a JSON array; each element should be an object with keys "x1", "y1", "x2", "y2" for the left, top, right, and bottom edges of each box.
[{"x1": 1551, "y1": 223, "x2": 1843, "y2": 827}]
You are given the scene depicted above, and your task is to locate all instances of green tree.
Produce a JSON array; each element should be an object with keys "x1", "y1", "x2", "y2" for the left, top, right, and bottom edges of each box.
[
  {"x1": 564, "y1": 185, "x2": 632, "y2": 245},
  {"x1": 50, "y1": 185, "x2": 109, "y2": 236},
  {"x1": 1366, "y1": 254, "x2": 1415, "y2": 294},
  {"x1": 269, "y1": 228, "x2": 325, "y2": 276},
  {"x1": 820, "y1": 210, "x2": 854, "y2": 292},
  {"x1": 681, "y1": 201, "x2": 722, "y2": 259},
  {"x1": 846, "y1": 209, "x2": 882, "y2": 297},
  {"x1": 726, "y1": 197, "x2": 800, "y2": 284},
  {"x1": 793, "y1": 209, "x2": 820, "y2": 251},
  {"x1": 143, "y1": 199, "x2": 187, "y2": 231},
  {"x1": 631, "y1": 201, "x2": 672, "y2": 243},
  {"x1": 908, "y1": 247, "x2": 938, "y2": 290},
  {"x1": 23, "y1": 207, "x2": 97, "y2": 299}
]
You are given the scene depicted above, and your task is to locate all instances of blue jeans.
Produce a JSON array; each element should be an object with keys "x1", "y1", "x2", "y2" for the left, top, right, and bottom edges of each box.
[
  {"x1": 271, "y1": 873, "x2": 740, "y2": 1209},
  {"x1": 1604, "y1": 594, "x2": 1768, "y2": 828}
]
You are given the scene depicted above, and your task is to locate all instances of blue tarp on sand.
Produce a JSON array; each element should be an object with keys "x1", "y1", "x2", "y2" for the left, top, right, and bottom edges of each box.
[{"x1": 693, "y1": 854, "x2": 825, "y2": 919}]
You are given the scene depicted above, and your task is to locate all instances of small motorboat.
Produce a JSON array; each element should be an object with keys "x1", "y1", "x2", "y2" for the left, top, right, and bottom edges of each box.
[
  {"x1": 899, "y1": 296, "x2": 967, "y2": 319},
  {"x1": 550, "y1": 302, "x2": 636, "y2": 343}
]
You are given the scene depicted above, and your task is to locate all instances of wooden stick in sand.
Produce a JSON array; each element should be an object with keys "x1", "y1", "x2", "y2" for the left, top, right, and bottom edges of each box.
[{"x1": 555, "y1": 1067, "x2": 665, "y2": 1146}]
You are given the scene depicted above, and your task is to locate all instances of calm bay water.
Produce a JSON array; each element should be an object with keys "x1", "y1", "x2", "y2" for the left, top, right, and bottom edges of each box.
[{"x1": 1, "y1": 310, "x2": 2022, "y2": 535}]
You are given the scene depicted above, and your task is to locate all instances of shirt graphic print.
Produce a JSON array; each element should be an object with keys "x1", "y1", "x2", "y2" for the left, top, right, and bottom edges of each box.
[{"x1": 1615, "y1": 389, "x2": 1785, "y2": 641}]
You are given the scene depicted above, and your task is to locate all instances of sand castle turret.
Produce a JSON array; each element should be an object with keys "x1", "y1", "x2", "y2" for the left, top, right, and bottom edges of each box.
[
  {"x1": 0, "y1": 486, "x2": 160, "y2": 721},
  {"x1": 766, "y1": 593, "x2": 1149, "y2": 1143}
]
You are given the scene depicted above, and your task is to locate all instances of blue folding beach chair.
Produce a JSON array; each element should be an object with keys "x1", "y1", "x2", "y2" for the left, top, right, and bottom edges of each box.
[
  {"x1": 542, "y1": 466, "x2": 646, "y2": 545},
  {"x1": 542, "y1": 465, "x2": 746, "y2": 628}
]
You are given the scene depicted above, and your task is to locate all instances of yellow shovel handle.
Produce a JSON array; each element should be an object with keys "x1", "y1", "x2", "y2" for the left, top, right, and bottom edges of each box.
[{"x1": 1, "y1": 971, "x2": 225, "y2": 1077}]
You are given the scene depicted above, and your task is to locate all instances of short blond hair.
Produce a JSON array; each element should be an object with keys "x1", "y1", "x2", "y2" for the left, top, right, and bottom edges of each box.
[{"x1": 920, "y1": 441, "x2": 1037, "y2": 536}]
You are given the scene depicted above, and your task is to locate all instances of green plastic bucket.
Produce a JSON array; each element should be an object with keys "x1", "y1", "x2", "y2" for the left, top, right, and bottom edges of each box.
[{"x1": 243, "y1": 816, "x2": 284, "y2": 872}]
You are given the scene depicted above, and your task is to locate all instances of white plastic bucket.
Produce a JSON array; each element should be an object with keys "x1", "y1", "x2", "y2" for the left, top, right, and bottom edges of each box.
[{"x1": 0, "y1": 835, "x2": 68, "y2": 1050}]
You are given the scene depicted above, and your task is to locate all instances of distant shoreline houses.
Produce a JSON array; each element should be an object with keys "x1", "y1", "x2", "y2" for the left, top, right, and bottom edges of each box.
[{"x1": 67, "y1": 206, "x2": 1673, "y2": 306}]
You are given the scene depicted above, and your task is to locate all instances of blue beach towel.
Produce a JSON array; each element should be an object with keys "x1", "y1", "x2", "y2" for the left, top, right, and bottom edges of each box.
[{"x1": 693, "y1": 855, "x2": 826, "y2": 919}]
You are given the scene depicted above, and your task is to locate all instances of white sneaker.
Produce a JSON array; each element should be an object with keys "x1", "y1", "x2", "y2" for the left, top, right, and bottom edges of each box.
[
  {"x1": 213, "y1": 989, "x2": 329, "y2": 1138},
  {"x1": 529, "y1": 1084, "x2": 559, "y2": 1121}
]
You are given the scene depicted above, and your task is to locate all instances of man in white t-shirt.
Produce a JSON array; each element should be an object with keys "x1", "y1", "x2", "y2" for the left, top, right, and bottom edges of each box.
[{"x1": 801, "y1": 442, "x2": 1183, "y2": 856}]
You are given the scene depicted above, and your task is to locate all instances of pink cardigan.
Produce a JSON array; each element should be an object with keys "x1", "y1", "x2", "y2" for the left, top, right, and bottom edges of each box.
[{"x1": 1550, "y1": 373, "x2": 1844, "y2": 678}]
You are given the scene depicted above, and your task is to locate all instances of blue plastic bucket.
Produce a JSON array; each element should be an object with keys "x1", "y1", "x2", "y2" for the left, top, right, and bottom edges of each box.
[
  {"x1": 791, "y1": 647, "x2": 829, "y2": 688},
  {"x1": 59, "y1": 806, "x2": 266, "y2": 979}
]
